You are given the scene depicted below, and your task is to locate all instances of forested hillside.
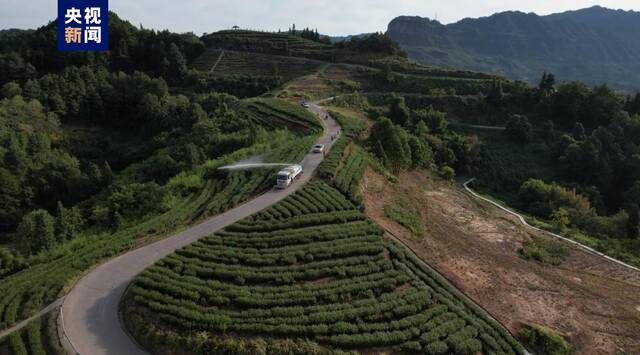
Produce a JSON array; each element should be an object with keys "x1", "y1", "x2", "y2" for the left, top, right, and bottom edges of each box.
[
  {"x1": 0, "y1": 12, "x2": 329, "y2": 354},
  {"x1": 387, "y1": 6, "x2": 640, "y2": 91}
]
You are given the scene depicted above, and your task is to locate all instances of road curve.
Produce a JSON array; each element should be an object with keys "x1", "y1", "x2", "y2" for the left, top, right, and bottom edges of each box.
[
  {"x1": 59, "y1": 101, "x2": 340, "y2": 355},
  {"x1": 463, "y1": 178, "x2": 640, "y2": 273}
]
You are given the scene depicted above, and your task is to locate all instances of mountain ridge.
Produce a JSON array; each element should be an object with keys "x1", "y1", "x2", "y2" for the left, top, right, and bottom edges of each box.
[{"x1": 386, "y1": 6, "x2": 640, "y2": 91}]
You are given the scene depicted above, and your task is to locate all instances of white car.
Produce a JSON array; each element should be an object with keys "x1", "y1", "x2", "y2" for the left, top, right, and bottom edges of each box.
[
  {"x1": 301, "y1": 102, "x2": 310, "y2": 108},
  {"x1": 311, "y1": 144, "x2": 325, "y2": 153}
]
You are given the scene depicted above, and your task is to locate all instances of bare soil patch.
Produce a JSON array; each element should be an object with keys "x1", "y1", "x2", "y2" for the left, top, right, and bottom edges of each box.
[{"x1": 361, "y1": 168, "x2": 640, "y2": 354}]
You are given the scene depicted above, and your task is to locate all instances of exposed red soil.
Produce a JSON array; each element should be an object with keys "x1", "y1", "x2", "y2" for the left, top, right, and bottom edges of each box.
[{"x1": 361, "y1": 168, "x2": 640, "y2": 354}]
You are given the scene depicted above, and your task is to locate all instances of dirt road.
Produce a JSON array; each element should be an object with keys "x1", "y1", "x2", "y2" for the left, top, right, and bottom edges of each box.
[{"x1": 59, "y1": 101, "x2": 339, "y2": 355}]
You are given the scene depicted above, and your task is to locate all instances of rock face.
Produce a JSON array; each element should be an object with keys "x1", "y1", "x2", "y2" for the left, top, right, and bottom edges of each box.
[{"x1": 387, "y1": 6, "x2": 640, "y2": 91}]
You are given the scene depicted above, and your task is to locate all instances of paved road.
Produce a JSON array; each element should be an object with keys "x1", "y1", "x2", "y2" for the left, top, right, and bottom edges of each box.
[
  {"x1": 464, "y1": 178, "x2": 640, "y2": 274},
  {"x1": 59, "y1": 101, "x2": 340, "y2": 355}
]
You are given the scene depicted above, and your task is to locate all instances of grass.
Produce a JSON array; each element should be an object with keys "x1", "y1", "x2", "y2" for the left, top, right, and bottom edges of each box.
[{"x1": 384, "y1": 205, "x2": 424, "y2": 238}]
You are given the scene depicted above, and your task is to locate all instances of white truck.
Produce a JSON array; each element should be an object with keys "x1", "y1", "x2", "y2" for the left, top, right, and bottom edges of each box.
[{"x1": 276, "y1": 164, "x2": 303, "y2": 189}]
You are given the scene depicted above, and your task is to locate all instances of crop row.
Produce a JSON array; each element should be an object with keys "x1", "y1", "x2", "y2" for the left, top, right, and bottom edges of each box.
[
  {"x1": 226, "y1": 210, "x2": 365, "y2": 233},
  {"x1": 334, "y1": 146, "x2": 366, "y2": 204},
  {"x1": 253, "y1": 182, "x2": 354, "y2": 220},
  {"x1": 0, "y1": 312, "x2": 64, "y2": 355},
  {"x1": 317, "y1": 136, "x2": 350, "y2": 179},
  {"x1": 212, "y1": 221, "x2": 382, "y2": 249},
  {"x1": 124, "y1": 182, "x2": 523, "y2": 353}
]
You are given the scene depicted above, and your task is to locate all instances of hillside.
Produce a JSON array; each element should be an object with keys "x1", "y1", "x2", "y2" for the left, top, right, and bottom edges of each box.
[
  {"x1": 124, "y1": 181, "x2": 524, "y2": 354},
  {"x1": 387, "y1": 6, "x2": 640, "y2": 91}
]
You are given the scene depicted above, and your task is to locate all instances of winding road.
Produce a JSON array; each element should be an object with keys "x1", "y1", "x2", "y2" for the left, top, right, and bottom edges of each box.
[{"x1": 58, "y1": 101, "x2": 340, "y2": 355}]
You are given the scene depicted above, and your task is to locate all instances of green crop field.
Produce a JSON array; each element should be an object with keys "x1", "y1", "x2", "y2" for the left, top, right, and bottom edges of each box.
[
  {"x1": 123, "y1": 179, "x2": 523, "y2": 354},
  {"x1": 239, "y1": 97, "x2": 323, "y2": 135},
  {"x1": 0, "y1": 312, "x2": 64, "y2": 355},
  {"x1": 192, "y1": 49, "x2": 324, "y2": 83},
  {"x1": 201, "y1": 30, "x2": 334, "y2": 60}
]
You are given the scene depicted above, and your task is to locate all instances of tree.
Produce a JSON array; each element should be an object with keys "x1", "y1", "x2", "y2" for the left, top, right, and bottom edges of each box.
[
  {"x1": 415, "y1": 120, "x2": 429, "y2": 139},
  {"x1": 414, "y1": 106, "x2": 448, "y2": 134},
  {"x1": 538, "y1": 72, "x2": 556, "y2": 96},
  {"x1": 167, "y1": 43, "x2": 187, "y2": 84},
  {"x1": 55, "y1": 201, "x2": 84, "y2": 242},
  {"x1": 440, "y1": 166, "x2": 455, "y2": 181},
  {"x1": 571, "y1": 122, "x2": 586, "y2": 141},
  {"x1": 389, "y1": 95, "x2": 410, "y2": 126},
  {"x1": 627, "y1": 205, "x2": 639, "y2": 239},
  {"x1": 16, "y1": 209, "x2": 56, "y2": 254},
  {"x1": 542, "y1": 120, "x2": 556, "y2": 145},
  {"x1": 551, "y1": 208, "x2": 570, "y2": 232},
  {"x1": 505, "y1": 114, "x2": 532, "y2": 143},
  {"x1": 407, "y1": 135, "x2": 432, "y2": 169},
  {"x1": 1, "y1": 82, "x2": 21, "y2": 98},
  {"x1": 625, "y1": 93, "x2": 640, "y2": 115},
  {"x1": 370, "y1": 117, "x2": 411, "y2": 172},
  {"x1": 486, "y1": 80, "x2": 504, "y2": 108},
  {"x1": 101, "y1": 161, "x2": 113, "y2": 185}
]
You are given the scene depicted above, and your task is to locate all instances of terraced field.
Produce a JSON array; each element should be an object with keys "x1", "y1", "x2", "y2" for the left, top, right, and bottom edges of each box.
[
  {"x1": 0, "y1": 98, "x2": 322, "y2": 354},
  {"x1": 192, "y1": 49, "x2": 324, "y2": 82},
  {"x1": 0, "y1": 312, "x2": 63, "y2": 355},
  {"x1": 123, "y1": 180, "x2": 524, "y2": 354},
  {"x1": 201, "y1": 30, "x2": 334, "y2": 60},
  {"x1": 239, "y1": 97, "x2": 323, "y2": 135}
]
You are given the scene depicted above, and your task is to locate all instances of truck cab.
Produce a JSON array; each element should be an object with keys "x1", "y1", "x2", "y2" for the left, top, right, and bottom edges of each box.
[{"x1": 276, "y1": 164, "x2": 303, "y2": 189}]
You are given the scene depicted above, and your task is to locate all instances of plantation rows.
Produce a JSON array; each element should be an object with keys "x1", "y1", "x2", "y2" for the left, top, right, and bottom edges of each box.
[
  {"x1": 317, "y1": 111, "x2": 366, "y2": 180},
  {"x1": 0, "y1": 134, "x2": 315, "y2": 336},
  {"x1": 192, "y1": 49, "x2": 323, "y2": 83},
  {"x1": 242, "y1": 98, "x2": 322, "y2": 135},
  {"x1": 317, "y1": 136, "x2": 350, "y2": 179},
  {"x1": 125, "y1": 182, "x2": 523, "y2": 354},
  {"x1": 334, "y1": 146, "x2": 366, "y2": 204},
  {"x1": 327, "y1": 111, "x2": 367, "y2": 138},
  {"x1": 201, "y1": 30, "x2": 334, "y2": 61},
  {"x1": 0, "y1": 312, "x2": 63, "y2": 355}
]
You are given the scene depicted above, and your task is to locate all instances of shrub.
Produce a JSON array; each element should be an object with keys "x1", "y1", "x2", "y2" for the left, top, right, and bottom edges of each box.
[
  {"x1": 426, "y1": 341, "x2": 449, "y2": 355},
  {"x1": 518, "y1": 323, "x2": 574, "y2": 355},
  {"x1": 440, "y1": 166, "x2": 455, "y2": 181}
]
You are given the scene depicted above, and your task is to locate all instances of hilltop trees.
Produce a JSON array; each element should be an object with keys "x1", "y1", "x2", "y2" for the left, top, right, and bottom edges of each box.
[{"x1": 337, "y1": 33, "x2": 407, "y2": 57}]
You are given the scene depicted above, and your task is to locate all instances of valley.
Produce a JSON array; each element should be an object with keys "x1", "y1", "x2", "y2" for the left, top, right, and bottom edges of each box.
[{"x1": 1, "y1": 6, "x2": 640, "y2": 355}]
